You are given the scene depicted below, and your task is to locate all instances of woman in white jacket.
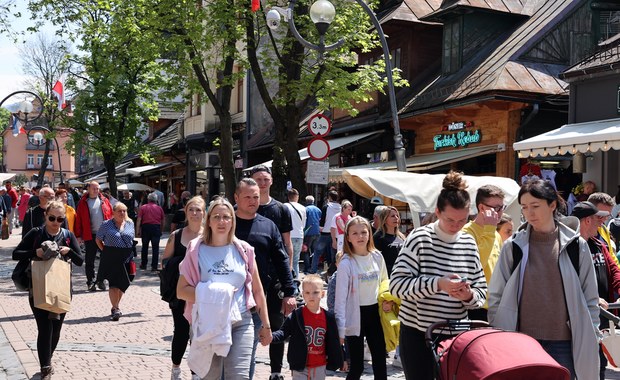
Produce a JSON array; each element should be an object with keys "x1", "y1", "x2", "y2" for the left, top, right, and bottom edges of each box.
[
  {"x1": 488, "y1": 179, "x2": 599, "y2": 380},
  {"x1": 177, "y1": 198, "x2": 271, "y2": 380}
]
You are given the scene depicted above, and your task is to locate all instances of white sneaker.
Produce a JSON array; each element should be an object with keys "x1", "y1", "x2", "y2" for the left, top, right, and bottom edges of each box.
[
  {"x1": 171, "y1": 367, "x2": 182, "y2": 380},
  {"x1": 392, "y1": 356, "x2": 403, "y2": 368},
  {"x1": 364, "y1": 343, "x2": 372, "y2": 361}
]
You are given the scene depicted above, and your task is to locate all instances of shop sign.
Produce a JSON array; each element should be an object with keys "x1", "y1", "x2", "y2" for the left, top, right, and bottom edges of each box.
[{"x1": 433, "y1": 121, "x2": 481, "y2": 150}]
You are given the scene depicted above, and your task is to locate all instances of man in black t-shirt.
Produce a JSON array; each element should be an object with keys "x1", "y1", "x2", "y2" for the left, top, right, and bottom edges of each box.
[
  {"x1": 249, "y1": 165, "x2": 294, "y2": 270},
  {"x1": 234, "y1": 178, "x2": 296, "y2": 380}
]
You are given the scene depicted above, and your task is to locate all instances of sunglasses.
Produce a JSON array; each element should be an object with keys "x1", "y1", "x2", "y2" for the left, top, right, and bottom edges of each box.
[
  {"x1": 482, "y1": 203, "x2": 506, "y2": 213},
  {"x1": 48, "y1": 216, "x2": 66, "y2": 223}
]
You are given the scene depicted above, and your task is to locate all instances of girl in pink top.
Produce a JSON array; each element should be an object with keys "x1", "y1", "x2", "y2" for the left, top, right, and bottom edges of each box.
[{"x1": 17, "y1": 187, "x2": 31, "y2": 224}]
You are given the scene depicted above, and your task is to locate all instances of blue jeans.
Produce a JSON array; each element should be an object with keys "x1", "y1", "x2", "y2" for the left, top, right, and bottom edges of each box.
[
  {"x1": 140, "y1": 224, "x2": 161, "y2": 270},
  {"x1": 311, "y1": 234, "x2": 334, "y2": 273},
  {"x1": 538, "y1": 340, "x2": 574, "y2": 379},
  {"x1": 304, "y1": 234, "x2": 319, "y2": 273}
]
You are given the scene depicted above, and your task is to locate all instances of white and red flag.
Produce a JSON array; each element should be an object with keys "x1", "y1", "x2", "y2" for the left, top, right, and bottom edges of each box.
[{"x1": 52, "y1": 73, "x2": 67, "y2": 111}]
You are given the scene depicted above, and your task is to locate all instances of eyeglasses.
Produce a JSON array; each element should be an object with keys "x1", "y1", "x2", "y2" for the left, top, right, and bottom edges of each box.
[
  {"x1": 211, "y1": 214, "x2": 233, "y2": 222},
  {"x1": 482, "y1": 203, "x2": 506, "y2": 213},
  {"x1": 48, "y1": 216, "x2": 65, "y2": 223}
]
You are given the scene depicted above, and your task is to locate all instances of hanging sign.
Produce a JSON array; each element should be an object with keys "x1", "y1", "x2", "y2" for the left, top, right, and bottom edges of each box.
[
  {"x1": 308, "y1": 113, "x2": 332, "y2": 136},
  {"x1": 307, "y1": 137, "x2": 331, "y2": 160}
]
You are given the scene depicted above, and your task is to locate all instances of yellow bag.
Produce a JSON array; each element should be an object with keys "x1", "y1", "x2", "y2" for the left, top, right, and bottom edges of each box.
[
  {"x1": 1, "y1": 217, "x2": 8, "y2": 240},
  {"x1": 378, "y1": 279, "x2": 401, "y2": 352},
  {"x1": 31, "y1": 258, "x2": 71, "y2": 313}
]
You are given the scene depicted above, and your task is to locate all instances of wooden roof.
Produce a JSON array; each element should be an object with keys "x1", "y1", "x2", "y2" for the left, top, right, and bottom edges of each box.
[
  {"x1": 402, "y1": 0, "x2": 577, "y2": 114},
  {"x1": 379, "y1": 0, "x2": 443, "y2": 24},
  {"x1": 561, "y1": 39, "x2": 620, "y2": 79},
  {"x1": 422, "y1": 0, "x2": 540, "y2": 20}
]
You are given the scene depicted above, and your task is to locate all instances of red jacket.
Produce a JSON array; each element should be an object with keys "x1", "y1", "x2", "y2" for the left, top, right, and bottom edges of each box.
[
  {"x1": 75, "y1": 194, "x2": 113, "y2": 241},
  {"x1": 7, "y1": 187, "x2": 18, "y2": 208}
]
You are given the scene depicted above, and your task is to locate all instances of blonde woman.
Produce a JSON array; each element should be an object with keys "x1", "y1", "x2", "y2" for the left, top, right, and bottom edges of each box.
[
  {"x1": 95, "y1": 203, "x2": 135, "y2": 321},
  {"x1": 373, "y1": 206, "x2": 406, "y2": 277},
  {"x1": 177, "y1": 198, "x2": 271, "y2": 379},
  {"x1": 161, "y1": 196, "x2": 206, "y2": 380}
]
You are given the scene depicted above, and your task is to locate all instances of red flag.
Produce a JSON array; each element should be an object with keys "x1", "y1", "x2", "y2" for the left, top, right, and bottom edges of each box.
[
  {"x1": 52, "y1": 73, "x2": 67, "y2": 111},
  {"x1": 251, "y1": 0, "x2": 260, "y2": 12}
]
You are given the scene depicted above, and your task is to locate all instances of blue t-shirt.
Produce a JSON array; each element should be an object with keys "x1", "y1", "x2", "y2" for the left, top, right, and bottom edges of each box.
[
  {"x1": 96, "y1": 219, "x2": 135, "y2": 248},
  {"x1": 305, "y1": 205, "x2": 322, "y2": 236},
  {"x1": 198, "y1": 244, "x2": 247, "y2": 312}
]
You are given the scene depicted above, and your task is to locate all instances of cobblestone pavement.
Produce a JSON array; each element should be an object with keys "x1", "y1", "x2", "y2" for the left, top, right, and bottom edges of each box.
[
  {"x1": 0, "y1": 227, "x2": 408, "y2": 379},
  {"x1": 0, "y1": 226, "x2": 618, "y2": 379}
]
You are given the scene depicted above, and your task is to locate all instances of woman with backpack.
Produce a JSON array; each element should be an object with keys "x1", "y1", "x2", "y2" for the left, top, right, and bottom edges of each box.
[
  {"x1": 488, "y1": 179, "x2": 600, "y2": 380},
  {"x1": 12, "y1": 201, "x2": 83, "y2": 380},
  {"x1": 161, "y1": 196, "x2": 205, "y2": 380}
]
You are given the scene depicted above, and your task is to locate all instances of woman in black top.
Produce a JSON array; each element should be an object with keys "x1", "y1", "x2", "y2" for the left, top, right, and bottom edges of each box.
[
  {"x1": 13, "y1": 201, "x2": 83, "y2": 380},
  {"x1": 161, "y1": 196, "x2": 206, "y2": 380},
  {"x1": 372, "y1": 206, "x2": 406, "y2": 277}
]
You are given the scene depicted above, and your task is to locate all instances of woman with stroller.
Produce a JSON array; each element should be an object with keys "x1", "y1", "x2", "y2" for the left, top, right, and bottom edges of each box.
[
  {"x1": 488, "y1": 179, "x2": 599, "y2": 379},
  {"x1": 389, "y1": 171, "x2": 487, "y2": 380}
]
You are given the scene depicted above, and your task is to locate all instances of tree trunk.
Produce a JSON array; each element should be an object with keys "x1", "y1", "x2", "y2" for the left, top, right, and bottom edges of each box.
[
  {"x1": 219, "y1": 113, "x2": 236, "y2": 201},
  {"x1": 271, "y1": 117, "x2": 288, "y2": 202},
  {"x1": 284, "y1": 103, "x2": 307, "y2": 198},
  {"x1": 103, "y1": 153, "x2": 118, "y2": 196}
]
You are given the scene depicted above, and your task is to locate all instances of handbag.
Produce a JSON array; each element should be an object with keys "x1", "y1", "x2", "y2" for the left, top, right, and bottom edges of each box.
[
  {"x1": 12, "y1": 258, "x2": 31, "y2": 291},
  {"x1": 602, "y1": 319, "x2": 620, "y2": 367},
  {"x1": 126, "y1": 259, "x2": 137, "y2": 282},
  {"x1": 31, "y1": 257, "x2": 72, "y2": 313}
]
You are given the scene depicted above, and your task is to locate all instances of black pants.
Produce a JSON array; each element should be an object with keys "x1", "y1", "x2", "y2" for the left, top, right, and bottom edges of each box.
[
  {"x1": 345, "y1": 304, "x2": 387, "y2": 380},
  {"x1": 140, "y1": 224, "x2": 161, "y2": 270},
  {"x1": 266, "y1": 289, "x2": 286, "y2": 374},
  {"x1": 84, "y1": 239, "x2": 99, "y2": 284},
  {"x1": 29, "y1": 298, "x2": 66, "y2": 368},
  {"x1": 467, "y1": 307, "x2": 488, "y2": 322},
  {"x1": 171, "y1": 301, "x2": 190, "y2": 366},
  {"x1": 400, "y1": 324, "x2": 453, "y2": 380}
]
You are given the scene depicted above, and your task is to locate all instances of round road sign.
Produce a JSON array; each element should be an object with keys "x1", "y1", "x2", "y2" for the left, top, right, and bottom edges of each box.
[
  {"x1": 307, "y1": 137, "x2": 331, "y2": 161},
  {"x1": 308, "y1": 113, "x2": 332, "y2": 136}
]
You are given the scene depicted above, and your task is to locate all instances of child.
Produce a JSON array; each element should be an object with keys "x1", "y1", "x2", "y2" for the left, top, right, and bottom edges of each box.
[
  {"x1": 335, "y1": 216, "x2": 388, "y2": 380},
  {"x1": 326, "y1": 251, "x2": 344, "y2": 313},
  {"x1": 272, "y1": 274, "x2": 344, "y2": 380}
]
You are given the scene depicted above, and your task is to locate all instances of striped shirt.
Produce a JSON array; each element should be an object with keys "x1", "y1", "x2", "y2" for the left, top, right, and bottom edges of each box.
[{"x1": 390, "y1": 221, "x2": 487, "y2": 332}]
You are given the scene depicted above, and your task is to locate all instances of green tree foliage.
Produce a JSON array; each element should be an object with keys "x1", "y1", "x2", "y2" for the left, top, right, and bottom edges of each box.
[
  {"x1": 28, "y1": 0, "x2": 165, "y2": 195},
  {"x1": 149, "y1": 0, "x2": 249, "y2": 201},
  {"x1": 247, "y1": 0, "x2": 407, "y2": 198}
]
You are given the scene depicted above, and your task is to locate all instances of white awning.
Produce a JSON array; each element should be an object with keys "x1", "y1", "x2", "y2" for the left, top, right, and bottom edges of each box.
[
  {"x1": 244, "y1": 131, "x2": 383, "y2": 173},
  {"x1": 329, "y1": 144, "x2": 505, "y2": 179},
  {"x1": 125, "y1": 162, "x2": 173, "y2": 176},
  {"x1": 84, "y1": 162, "x2": 132, "y2": 182},
  {"x1": 513, "y1": 118, "x2": 620, "y2": 158}
]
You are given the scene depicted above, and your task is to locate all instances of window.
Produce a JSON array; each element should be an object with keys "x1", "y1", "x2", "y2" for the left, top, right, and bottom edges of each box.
[
  {"x1": 36, "y1": 154, "x2": 43, "y2": 166},
  {"x1": 47, "y1": 156, "x2": 53, "y2": 166},
  {"x1": 442, "y1": 18, "x2": 462, "y2": 74},
  {"x1": 27, "y1": 154, "x2": 34, "y2": 165},
  {"x1": 390, "y1": 48, "x2": 402, "y2": 70}
]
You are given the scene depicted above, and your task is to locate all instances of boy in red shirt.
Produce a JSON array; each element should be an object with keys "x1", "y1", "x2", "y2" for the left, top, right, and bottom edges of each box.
[{"x1": 272, "y1": 274, "x2": 343, "y2": 379}]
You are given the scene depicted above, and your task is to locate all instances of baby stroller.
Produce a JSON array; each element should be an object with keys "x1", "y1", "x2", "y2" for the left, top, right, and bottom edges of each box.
[
  {"x1": 601, "y1": 304, "x2": 620, "y2": 367},
  {"x1": 425, "y1": 320, "x2": 570, "y2": 380}
]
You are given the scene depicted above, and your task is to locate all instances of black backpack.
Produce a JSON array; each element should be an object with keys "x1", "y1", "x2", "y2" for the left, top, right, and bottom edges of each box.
[
  {"x1": 159, "y1": 255, "x2": 183, "y2": 303},
  {"x1": 511, "y1": 238, "x2": 580, "y2": 275}
]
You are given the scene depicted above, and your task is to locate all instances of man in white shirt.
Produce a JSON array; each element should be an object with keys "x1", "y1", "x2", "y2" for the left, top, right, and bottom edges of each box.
[{"x1": 284, "y1": 188, "x2": 306, "y2": 278}]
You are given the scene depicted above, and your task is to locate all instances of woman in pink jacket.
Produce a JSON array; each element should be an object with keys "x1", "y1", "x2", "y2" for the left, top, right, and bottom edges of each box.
[
  {"x1": 17, "y1": 187, "x2": 31, "y2": 226},
  {"x1": 177, "y1": 198, "x2": 271, "y2": 380}
]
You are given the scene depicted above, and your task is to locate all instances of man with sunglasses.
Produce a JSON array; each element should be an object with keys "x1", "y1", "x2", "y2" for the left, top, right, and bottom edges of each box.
[
  {"x1": 22, "y1": 186, "x2": 63, "y2": 237},
  {"x1": 75, "y1": 181, "x2": 113, "y2": 291},
  {"x1": 462, "y1": 184, "x2": 506, "y2": 321}
]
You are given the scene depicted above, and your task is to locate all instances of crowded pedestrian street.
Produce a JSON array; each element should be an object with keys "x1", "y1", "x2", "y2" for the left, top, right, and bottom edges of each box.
[{"x1": 0, "y1": 227, "x2": 411, "y2": 380}]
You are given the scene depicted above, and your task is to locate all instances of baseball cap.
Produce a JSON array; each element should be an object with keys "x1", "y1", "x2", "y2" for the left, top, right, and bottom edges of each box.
[{"x1": 571, "y1": 201, "x2": 610, "y2": 219}]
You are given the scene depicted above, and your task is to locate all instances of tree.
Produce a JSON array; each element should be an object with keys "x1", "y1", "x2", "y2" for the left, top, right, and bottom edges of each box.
[
  {"x1": 149, "y1": 0, "x2": 248, "y2": 201},
  {"x1": 28, "y1": 0, "x2": 166, "y2": 195},
  {"x1": 246, "y1": 0, "x2": 406, "y2": 199},
  {"x1": 18, "y1": 33, "x2": 69, "y2": 187}
]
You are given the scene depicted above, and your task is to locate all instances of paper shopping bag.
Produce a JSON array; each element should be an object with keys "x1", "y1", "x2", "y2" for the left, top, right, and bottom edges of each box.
[
  {"x1": 31, "y1": 258, "x2": 71, "y2": 313},
  {"x1": 602, "y1": 320, "x2": 620, "y2": 367}
]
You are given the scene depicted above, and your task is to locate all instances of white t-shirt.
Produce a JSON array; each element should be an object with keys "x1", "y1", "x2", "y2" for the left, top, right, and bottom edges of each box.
[
  {"x1": 198, "y1": 244, "x2": 247, "y2": 312},
  {"x1": 284, "y1": 202, "x2": 306, "y2": 239},
  {"x1": 351, "y1": 253, "x2": 381, "y2": 306}
]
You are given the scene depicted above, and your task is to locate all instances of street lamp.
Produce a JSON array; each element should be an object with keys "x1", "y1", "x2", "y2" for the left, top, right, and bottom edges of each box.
[
  {"x1": 266, "y1": 0, "x2": 407, "y2": 172},
  {"x1": 27, "y1": 125, "x2": 64, "y2": 186},
  {"x1": 0, "y1": 91, "x2": 43, "y2": 127}
]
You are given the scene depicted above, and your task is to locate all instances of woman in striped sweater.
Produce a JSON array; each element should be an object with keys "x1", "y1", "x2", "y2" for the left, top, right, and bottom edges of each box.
[{"x1": 389, "y1": 171, "x2": 487, "y2": 380}]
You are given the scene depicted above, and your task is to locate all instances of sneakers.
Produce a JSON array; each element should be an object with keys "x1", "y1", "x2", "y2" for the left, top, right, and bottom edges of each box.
[
  {"x1": 88, "y1": 282, "x2": 97, "y2": 292},
  {"x1": 41, "y1": 365, "x2": 54, "y2": 380},
  {"x1": 269, "y1": 374, "x2": 284, "y2": 380},
  {"x1": 171, "y1": 366, "x2": 182, "y2": 380},
  {"x1": 111, "y1": 308, "x2": 122, "y2": 321},
  {"x1": 97, "y1": 281, "x2": 107, "y2": 291},
  {"x1": 392, "y1": 356, "x2": 403, "y2": 368}
]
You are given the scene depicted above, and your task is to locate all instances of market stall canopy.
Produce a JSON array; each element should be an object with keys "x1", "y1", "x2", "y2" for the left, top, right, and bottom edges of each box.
[
  {"x1": 118, "y1": 183, "x2": 154, "y2": 191},
  {"x1": 342, "y1": 169, "x2": 521, "y2": 226},
  {"x1": 513, "y1": 117, "x2": 620, "y2": 158},
  {"x1": 0, "y1": 173, "x2": 16, "y2": 183}
]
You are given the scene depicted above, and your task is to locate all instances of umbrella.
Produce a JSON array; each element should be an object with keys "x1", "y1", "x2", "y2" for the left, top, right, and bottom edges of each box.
[{"x1": 118, "y1": 183, "x2": 154, "y2": 191}]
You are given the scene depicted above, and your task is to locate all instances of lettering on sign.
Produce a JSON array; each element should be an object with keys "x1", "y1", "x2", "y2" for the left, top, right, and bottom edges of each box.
[
  {"x1": 442, "y1": 121, "x2": 474, "y2": 131},
  {"x1": 433, "y1": 130, "x2": 482, "y2": 151}
]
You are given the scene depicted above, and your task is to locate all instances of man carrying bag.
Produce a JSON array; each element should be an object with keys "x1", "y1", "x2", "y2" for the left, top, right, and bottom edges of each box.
[{"x1": 12, "y1": 201, "x2": 83, "y2": 380}]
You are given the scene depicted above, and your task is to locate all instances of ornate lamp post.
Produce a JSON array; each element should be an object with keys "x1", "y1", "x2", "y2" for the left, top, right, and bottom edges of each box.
[{"x1": 266, "y1": 0, "x2": 407, "y2": 171}]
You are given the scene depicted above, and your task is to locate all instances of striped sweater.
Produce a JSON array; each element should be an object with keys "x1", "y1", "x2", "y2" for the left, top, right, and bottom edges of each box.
[{"x1": 390, "y1": 221, "x2": 487, "y2": 332}]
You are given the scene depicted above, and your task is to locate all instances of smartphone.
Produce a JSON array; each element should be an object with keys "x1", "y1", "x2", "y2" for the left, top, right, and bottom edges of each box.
[{"x1": 459, "y1": 276, "x2": 468, "y2": 283}]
